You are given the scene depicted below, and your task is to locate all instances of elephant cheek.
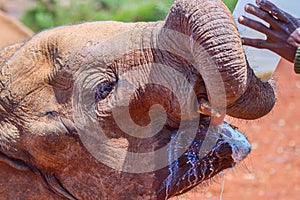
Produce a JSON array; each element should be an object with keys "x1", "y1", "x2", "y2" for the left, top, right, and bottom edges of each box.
[{"x1": 0, "y1": 121, "x2": 20, "y2": 148}]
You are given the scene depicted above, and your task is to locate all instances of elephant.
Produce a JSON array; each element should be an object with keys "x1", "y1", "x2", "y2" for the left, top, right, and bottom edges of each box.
[{"x1": 0, "y1": 0, "x2": 275, "y2": 199}]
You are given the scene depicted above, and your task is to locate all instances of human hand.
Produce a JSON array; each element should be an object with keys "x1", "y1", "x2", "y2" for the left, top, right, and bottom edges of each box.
[{"x1": 238, "y1": 0, "x2": 300, "y2": 63}]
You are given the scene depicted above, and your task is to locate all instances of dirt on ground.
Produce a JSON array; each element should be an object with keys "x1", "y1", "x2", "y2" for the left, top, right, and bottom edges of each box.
[{"x1": 0, "y1": 2, "x2": 299, "y2": 200}]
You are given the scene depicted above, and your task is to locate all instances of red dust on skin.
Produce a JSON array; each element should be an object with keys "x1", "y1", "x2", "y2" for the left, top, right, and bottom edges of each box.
[{"x1": 0, "y1": 2, "x2": 296, "y2": 200}]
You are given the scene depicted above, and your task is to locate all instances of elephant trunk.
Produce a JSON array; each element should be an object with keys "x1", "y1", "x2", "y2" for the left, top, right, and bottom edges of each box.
[{"x1": 164, "y1": 0, "x2": 275, "y2": 119}]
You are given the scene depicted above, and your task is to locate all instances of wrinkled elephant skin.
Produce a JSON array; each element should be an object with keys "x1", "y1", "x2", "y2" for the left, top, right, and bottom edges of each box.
[{"x1": 0, "y1": 0, "x2": 275, "y2": 199}]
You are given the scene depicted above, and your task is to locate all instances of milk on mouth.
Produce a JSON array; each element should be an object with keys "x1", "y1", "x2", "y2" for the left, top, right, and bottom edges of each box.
[
  {"x1": 219, "y1": 121, "x2": 251, "y2": 163},
  {"x1": 192, "y1": 121, "x2": 251, "y2": 164},
  {"x1": 162, "y1": 120, "x2": 251, "y2": 198}
]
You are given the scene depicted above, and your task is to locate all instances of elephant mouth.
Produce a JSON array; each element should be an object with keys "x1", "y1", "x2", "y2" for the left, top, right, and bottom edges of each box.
[{"x1": 157, "y1": 117, "x2": 251, "y2": 199}]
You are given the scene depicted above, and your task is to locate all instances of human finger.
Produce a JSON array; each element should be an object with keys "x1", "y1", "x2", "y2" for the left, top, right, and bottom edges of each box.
[
  {"x1": 242, "y1": 37, "x2": 296, "y2": 62},
  {"x1": 244, "y1": 4, "x2": 284, "y2": 30},
  {"x1": 238, "y1": 16, "x2": 271, "y2": 36},
  {"x1": 241, "y1": 37, "x2": 276, "y2": 50},
  {"x1": 256, "y1": 0, "x2": 294, "y2": 23}
]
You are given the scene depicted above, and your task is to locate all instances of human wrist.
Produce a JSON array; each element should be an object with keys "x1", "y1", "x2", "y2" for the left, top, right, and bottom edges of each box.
[{"x1": 294, "y1": 46, "x2": 300, "y2": 74}]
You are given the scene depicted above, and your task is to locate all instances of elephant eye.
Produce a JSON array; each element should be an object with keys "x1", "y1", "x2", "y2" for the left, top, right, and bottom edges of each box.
[
  {"x1": 94, "y1": 81, "x2": 115, "y2": 102},
  {"x1": 45, "y1": 111, "x2": 59, "y2": 118}
]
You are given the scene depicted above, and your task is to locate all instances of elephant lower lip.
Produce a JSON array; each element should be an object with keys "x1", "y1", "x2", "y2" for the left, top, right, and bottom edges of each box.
[{"x1": 158, "y1": 120, "x2": 251, "y2": 199}]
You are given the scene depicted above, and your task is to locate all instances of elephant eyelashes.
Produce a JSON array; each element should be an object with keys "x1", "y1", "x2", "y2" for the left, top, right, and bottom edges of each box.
[
  {"x1": 94, "y1": 81, "x2": 115, "y2": 102},
  {"x1": 44, "y1": 111, "x2": 59, "y2": 118}
]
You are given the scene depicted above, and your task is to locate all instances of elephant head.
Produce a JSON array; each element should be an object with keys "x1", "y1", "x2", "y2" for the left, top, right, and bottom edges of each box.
[{"x1": 0, "y1": 0, "x2": 274, "y2": 199}]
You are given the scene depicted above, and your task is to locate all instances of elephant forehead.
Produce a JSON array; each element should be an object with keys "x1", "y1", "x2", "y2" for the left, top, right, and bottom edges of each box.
[
  {"x1": 0, "y1": 22, "x2": 153, "y2": 104},
  {"x1": 0, "y1": 52, "x2": 54, "y2": 104}
]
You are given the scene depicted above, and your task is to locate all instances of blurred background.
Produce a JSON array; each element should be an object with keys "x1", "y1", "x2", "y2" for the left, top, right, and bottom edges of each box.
[
  {"x1": 0, "y1": 0, "x2": 237, "y2": 32},
  {"x1": 0, "y1": 0, "x2": 299, "y2": 200}
]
